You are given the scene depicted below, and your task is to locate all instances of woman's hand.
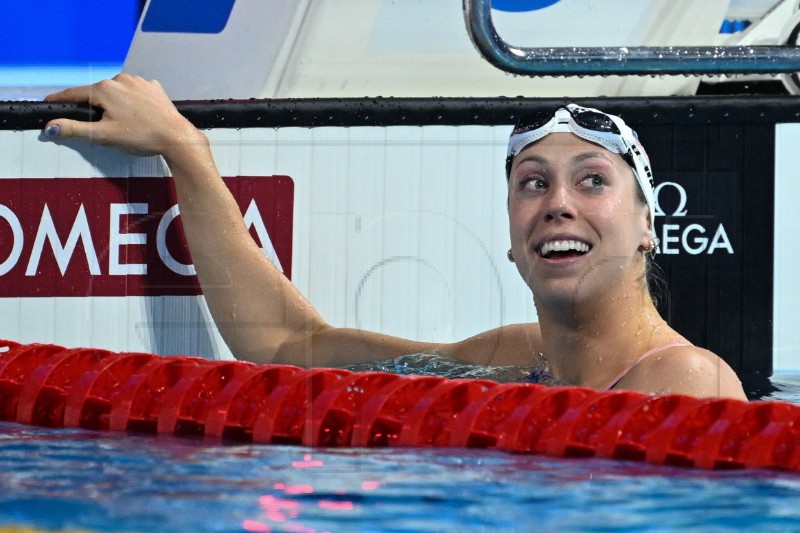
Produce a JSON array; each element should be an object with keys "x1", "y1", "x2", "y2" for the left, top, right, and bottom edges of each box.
[
  {"x1": 38, "y1": 74, "x2": 537, "y2": 369},
  {"x1": 43, "y1": 73, "x2": 201, "y2": 158}
]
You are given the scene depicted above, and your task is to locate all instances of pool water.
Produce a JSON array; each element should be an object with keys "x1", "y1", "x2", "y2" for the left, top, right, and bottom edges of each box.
[
  {"x1": 2, "y1": 421, "x2": 800, "y2": 533},
  {"x1": 0, "y1": 376, "x2": 798, "y2": 533},
  {"x1": 765, "y1": 373, "x2": 800, "y2": 404},
  {"x1": 2, "y1": 354, "x2": 799, "y2": 533}
]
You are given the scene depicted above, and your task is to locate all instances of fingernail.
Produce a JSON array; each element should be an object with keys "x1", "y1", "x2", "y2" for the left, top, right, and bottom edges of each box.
[{"x1": 44, "y1": 124, "x2": 60, "y2": 138}]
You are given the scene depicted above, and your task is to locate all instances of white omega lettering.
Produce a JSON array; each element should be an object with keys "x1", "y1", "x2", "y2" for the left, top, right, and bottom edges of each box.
[
  {"x1": 708, "y1": 224, "x2": 734, "y2": 254},
  {"x1": 659, "y1": 222, "x2": 735, "y2": 255},
  {"x1": 109, "y1": 203, "x2": 148, "y2": 275},
  {"x1": 157, "y1": 205, "x2": 195, "y2": 276},
  {"x1": 653, "y1": 181, "x2": 734, "y2": 255},
  {"x1": 26, "y1": 204, "x2": 101, "y2": 276},
  {"x1": 654, "y1": 182, "x2": 688, "y2": 217},
  {"x1": 243, "y1": 199, "x2": 284, "y2": 273},
  {"x1": 660, "y1": 224, "x2": 681, "y2": 255},
  {"x1": 681, "y1": 223, "x2": 707, "y2": 255},
  {"x1": 0, "y1": 205, "x2": 23, "y2": 276}
]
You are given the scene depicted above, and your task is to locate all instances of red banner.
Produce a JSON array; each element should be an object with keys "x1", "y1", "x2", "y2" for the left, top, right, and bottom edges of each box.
[{"x1": 0, "y1": 176, "x2": 293, "y2": 297}]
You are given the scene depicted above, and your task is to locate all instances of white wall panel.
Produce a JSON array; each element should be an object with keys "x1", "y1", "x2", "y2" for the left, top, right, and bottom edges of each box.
[
  {"x1": 774, "y1": 124, "x2": 800, "y2": 371},
  {"x1": 19, "y1": 119, "x2": 786, "y2": 370},
  {"x1": 345, "y1": 127, "x2": 388, "y2": 334},
  {"x1": 0, "y1": 131, "x2": 24, "y2": 177},
  {"x1": 0, "y1": 126, "x2": 537, "y2": 361}
]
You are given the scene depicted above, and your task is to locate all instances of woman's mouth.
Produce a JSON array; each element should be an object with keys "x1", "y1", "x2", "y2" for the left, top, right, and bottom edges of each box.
[{"x1": 537, "y1": 239, "x2": 591, "y2": 260}]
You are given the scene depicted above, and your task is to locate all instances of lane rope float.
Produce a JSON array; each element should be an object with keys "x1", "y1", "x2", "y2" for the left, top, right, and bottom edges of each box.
[{"x1": 1, "y1": 340, "x2": 798, "y2": 472}]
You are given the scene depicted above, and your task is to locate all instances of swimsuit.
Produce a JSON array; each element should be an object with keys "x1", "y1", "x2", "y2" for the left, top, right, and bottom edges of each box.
[{"x1": 599, "y1": 341, "x2": 692, "y2": 391}]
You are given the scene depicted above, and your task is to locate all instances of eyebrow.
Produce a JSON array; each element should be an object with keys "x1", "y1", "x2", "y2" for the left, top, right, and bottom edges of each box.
[
  {"x1": 512, "y1": 154, "x2": 547, "y2": 166},
  {"x1": 512, "y1": 151, "x2": 615, "y2": 171},
  {"x1": 572, "y1": 151, "x2": 615, "y2": 165}
]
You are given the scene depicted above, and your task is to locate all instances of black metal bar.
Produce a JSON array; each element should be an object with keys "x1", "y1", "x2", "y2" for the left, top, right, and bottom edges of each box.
[{"x1": 463, "y1": 0, "x2": 800, "y2": 76}]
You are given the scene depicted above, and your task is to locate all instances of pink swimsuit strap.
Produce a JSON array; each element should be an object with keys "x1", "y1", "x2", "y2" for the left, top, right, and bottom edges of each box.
[{"x1": 599, "y1": 341, "x2": 692, "y2": 391}]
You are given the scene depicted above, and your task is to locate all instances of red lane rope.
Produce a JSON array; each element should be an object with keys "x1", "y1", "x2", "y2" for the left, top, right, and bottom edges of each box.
[{"x1": 1, "y1": 340, "x2": 797, "y2": 472}]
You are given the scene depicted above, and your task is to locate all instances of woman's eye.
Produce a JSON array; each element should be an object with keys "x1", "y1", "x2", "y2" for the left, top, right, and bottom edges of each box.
[
  {"x1": 581, "y1": 174, "x2": 605, "y2": 188},
  {"x1": 520, "y1": 177, "x2": 546, "y2": 191}
]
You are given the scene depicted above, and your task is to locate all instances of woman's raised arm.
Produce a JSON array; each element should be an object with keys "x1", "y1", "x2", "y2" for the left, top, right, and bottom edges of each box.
[
  {"x1": 43, "y1": 74, "x2": 539, "y2": 367},
  {"x1": 44, "y1": 75, "x2": 325, "y2": 363}
]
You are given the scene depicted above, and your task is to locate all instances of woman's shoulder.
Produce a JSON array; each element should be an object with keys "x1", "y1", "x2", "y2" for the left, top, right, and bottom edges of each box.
[
  {"x1": 449, "y1": 322, "x2": 543, "y2": 366},
  {"x1": 616, "y1": 344, "x2": 748, "y2": 400}
]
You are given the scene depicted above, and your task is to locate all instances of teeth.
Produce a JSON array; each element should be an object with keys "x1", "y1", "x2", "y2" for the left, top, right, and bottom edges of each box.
[{"x1": 539, "y1": 240, "x2": 590, "y2": 257}]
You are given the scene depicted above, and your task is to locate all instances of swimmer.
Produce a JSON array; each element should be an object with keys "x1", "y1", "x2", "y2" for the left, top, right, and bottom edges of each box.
[{"x1": 42, "y1": 74, "x2": 746, "y2": 400}]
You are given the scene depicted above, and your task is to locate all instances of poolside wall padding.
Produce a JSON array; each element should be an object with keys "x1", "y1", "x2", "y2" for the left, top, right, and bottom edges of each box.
[
  {"x1": 0, "y1": 97, "x2": 789, "y2": 375},
  {"x1": 1, "y1": 340, "x2": 799, "y2": 472}
]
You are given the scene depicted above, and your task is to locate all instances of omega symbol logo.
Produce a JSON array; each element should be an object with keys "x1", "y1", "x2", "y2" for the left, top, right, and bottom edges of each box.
[{"x1": 653, "y1": 182, "x2": 733, "y2": 255}]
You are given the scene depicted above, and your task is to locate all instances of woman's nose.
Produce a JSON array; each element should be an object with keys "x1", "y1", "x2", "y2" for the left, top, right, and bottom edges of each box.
[{"x1": 543, "y1": 185, "x2": 576, "y2": 222}]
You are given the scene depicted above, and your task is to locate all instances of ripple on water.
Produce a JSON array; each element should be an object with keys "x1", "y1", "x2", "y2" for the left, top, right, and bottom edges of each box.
[{"x1": 1, "y1": 370, "x2": 800, "y2": 531}]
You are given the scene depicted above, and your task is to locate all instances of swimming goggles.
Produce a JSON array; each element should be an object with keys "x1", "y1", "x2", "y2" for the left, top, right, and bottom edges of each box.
[{"x1": 506, "y1": 104, "x2": 656, "y2": 241}]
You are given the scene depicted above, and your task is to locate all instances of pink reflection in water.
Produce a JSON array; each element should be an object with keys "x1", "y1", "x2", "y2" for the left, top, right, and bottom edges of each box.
[
  {"x1": 256, "y1": 479, "x2": 342, "y2": 533},
  {"x1": 285, "y1": 484, "x2": 315, "y2": 495},
  {"x1": 291, "y1": 454, "x2": 325, "y2": 468},
  {"x1": 241, "y1": 519, "x2": 271, "y2": 532},
  {"x1": 259, "y1": 494, "x2": 301, "y2": 522},
  {"x1": 318, "y1": 500, "x2": 354, "y2": 511},
  {"x1": 259, "y1": 495, "x2": 301, "y2": 510},
  {"x1": 271, "y1": 482, "x2": 315, "y2": 495}
]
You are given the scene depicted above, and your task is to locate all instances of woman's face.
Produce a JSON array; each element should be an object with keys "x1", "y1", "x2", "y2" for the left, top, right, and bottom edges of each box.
[{"x1": 507, "y1": 133, "x2": 651, "y2": 308}]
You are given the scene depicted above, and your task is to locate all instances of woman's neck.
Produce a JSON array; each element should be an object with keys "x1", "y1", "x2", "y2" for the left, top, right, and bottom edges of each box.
[{"x1": 535, "y1": 288, "x2": 673, "y2": 388}]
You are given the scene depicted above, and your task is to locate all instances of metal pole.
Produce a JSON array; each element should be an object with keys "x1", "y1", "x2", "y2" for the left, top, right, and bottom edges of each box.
[{"x1": 463, "y1": 0, "x2": 800, "y2": 76}]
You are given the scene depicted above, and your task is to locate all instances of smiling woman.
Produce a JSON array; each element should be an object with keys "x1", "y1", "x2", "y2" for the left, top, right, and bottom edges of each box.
[
  {"x1": 506, "y1": 108, "x2": 672, "y2": 390},
  {"x1": 40, "y1": 75, "x2": 746, "y2": 400}
]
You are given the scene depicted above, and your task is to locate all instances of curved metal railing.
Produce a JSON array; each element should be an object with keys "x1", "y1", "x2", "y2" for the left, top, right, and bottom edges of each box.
[{"x1": 463, "y1": 0, "x2": 800, "y2": 76}]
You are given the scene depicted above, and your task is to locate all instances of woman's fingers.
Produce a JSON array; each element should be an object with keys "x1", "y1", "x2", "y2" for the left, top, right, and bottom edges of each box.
[
  {"x1": 43, "y1": 119, "x2": 100, "y2": 142},
  {"x1": 43, "y1": 79, "x2": 123, "y2": 144},
  {"x1": 43, "y1": 81, "x2": 110, "y2": 142},
  {"x1": 45, "y1": 84, "x2": 97, "y2": 105},
  {"x1": 41, "y1": 74, "x2": 192, "y2": 156},
  {"x1": 43, "y1": 117, "x2": 148, "y2": 157},
  {"x1": 45, "y1": 74, "x2": 142, "y2": 105}
]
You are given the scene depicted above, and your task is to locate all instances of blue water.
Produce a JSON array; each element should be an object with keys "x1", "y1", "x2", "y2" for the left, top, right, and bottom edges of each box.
[
  {"x1": 1, "y1": 416, "x2": 800, "y2": 531},
  {"x1": 2, "y1": 364, "x2": 800, "y2": 532}
]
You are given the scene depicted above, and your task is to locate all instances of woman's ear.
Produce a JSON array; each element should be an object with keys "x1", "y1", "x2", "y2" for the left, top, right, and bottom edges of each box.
[{"x1": 639, "y1": 208, "x2": 653, "y2": 252}]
